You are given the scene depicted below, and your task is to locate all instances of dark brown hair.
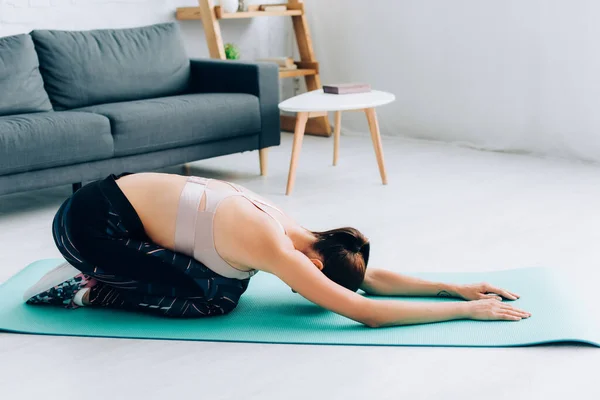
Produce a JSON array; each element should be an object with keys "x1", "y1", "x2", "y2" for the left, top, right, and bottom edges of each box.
[{"x1": 311, "y1": 227, "x2": 370, "y2": 292}]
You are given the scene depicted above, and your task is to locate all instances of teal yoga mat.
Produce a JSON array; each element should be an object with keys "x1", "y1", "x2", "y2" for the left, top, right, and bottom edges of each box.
[{"x1": 0, "y1": 259, "x2": 598, "y2": 347}]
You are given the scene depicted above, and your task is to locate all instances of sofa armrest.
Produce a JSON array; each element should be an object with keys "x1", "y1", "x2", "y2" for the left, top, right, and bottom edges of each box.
[{"x1": 189, "y1": 59, "x2": 280, "y2": 149}]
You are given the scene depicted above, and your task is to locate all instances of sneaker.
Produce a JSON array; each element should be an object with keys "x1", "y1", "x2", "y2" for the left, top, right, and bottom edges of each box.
[{"x1": 24, "y1": 261, "x2": 96, "y2": 308}]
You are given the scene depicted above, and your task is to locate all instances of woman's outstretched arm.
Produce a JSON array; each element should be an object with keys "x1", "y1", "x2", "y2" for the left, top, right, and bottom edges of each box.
[
  {"x1": 360, "y1": 268, "x2": 520, "y2": 301},
  {"x1": 262, "y1": 249, "x2": 530, "y2": 328}
]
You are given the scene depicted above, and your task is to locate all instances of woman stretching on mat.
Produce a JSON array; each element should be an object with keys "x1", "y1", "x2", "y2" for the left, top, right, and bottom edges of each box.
[{"x1": 25, "y1": 172, "x2": 530, "y2": 327}]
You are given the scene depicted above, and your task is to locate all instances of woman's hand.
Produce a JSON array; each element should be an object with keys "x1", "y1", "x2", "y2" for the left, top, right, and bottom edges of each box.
[
  {"x1": 452, "y1": 282, "x2": 520, "y2": 301},
  {"x1": 466, "y1": 298, "x2": 531, "y2": 321}
]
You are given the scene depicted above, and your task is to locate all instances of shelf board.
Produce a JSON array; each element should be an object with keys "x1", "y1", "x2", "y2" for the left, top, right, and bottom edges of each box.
[
  {"x1": 279, "y1": 68, "x2": 317, "y2": 78},
  {"x1": 176, "y1": 7, "x2": 202, "y2": 20},
  {"x1": 176, "y1": 6, "x2": 302, "y2": 21},
  {"x1": 217, "y1": 7, "x2": 303, "y2": 19}
]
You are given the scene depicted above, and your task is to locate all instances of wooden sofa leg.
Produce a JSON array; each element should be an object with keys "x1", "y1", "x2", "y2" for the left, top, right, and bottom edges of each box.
[
  {"x1": 72, "y1": 182, "x2": 82, "y2": 193},
  {"x1": 259, "y1": 148, "x2": 268, "y2": 176}
]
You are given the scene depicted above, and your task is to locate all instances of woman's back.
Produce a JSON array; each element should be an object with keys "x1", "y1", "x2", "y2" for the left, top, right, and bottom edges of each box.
[{"x1": 116, "y1": 172, "x2": 294, "y2": 272}]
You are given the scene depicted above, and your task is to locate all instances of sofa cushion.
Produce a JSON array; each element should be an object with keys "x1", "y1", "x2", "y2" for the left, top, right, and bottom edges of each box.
[
  {"x1": 0, "y1": 34, "x2": 52, "y2": 117},
  {"x1": 0, "y1": 112, "x2": 114, "y2": 176},
  {"x1": 76, "y1": 93, "x2": 261, "y2": 157},
  {"x1": 31, "y1": 23, "x2": 190, "y2": 110}
]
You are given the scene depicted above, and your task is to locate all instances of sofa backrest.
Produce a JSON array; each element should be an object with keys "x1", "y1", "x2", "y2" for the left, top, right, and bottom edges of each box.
[
  {"x1": 0, "y1": 34, "x2": 53, "y2": 117},
  {"x1": 31, "y1": 23, "x2": 191, "y2": 110}
]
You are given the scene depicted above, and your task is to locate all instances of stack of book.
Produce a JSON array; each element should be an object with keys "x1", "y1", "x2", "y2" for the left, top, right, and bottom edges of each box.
[
  {"x1": 260, "y1": 5, "x2": 287, "y2": 12},
  {"x1": 323, "y1": 83, "x2": 372, "y2": 95}
]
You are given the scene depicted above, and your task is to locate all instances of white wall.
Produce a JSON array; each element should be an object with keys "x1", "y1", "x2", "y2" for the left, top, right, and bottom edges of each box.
[
  {"x1": 0, "y1": 0, "x2": 293, "y2": 90},
  {"x1": 308, "y1": 0, "x2": 600, "y2": 162}
]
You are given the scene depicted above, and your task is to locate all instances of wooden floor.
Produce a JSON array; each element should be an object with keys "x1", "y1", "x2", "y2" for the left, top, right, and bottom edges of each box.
[{"x1": 1, "y1": 133, "x2": 599, "y2": 399}]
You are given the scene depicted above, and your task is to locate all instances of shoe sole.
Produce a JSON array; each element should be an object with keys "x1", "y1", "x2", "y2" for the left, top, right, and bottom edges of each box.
[{"x1": 23, "y1": 261, "x2": 81, "y2": 302}]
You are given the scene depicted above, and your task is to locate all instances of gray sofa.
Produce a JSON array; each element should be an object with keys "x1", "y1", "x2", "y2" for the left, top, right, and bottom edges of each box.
[{"x1": 0, "y1": 23, "x2": 280, "y2": 196}]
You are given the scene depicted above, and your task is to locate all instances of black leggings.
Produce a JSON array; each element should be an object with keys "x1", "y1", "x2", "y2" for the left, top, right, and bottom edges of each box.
[{"x1": 52, "y1": 174, "x2": 250, "y2": 318}]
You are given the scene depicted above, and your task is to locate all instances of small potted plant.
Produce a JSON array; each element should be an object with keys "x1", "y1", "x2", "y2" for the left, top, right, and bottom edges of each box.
[{"x1": 224, "y1": 43, "x2": 240, "y2": 60}]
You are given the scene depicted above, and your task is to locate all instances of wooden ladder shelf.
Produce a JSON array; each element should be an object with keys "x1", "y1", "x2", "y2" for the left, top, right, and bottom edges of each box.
[{"x1": 176, "y1": 0, "x2": 331, "y2": 136}]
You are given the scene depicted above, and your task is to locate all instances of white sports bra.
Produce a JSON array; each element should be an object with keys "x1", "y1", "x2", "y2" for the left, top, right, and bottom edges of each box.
[{"x1": 173, "y1": 176, "x2": 285, "y2": 280}]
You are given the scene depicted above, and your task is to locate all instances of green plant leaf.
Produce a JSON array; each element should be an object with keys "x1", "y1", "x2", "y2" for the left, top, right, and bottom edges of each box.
[{"x1": 224, "y1": 43, "x2": 240, "y2": 60}]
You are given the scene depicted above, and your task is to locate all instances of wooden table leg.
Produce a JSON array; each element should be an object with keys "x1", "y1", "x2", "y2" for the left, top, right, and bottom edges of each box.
[
  {"x1": 365, "y1": 107, "x2": 388, "y2": 185},
  {"x1": 333, "y1": 111, "x2": 342, "y2": 166},
  {"x1": 286, "y1": 112, "x2": 309, "y2": 195},
  {"x1": 259, "y1": 148, "x2": 268, "y2": 176}
]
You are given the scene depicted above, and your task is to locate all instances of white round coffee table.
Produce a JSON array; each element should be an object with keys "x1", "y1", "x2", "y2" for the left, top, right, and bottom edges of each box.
[{"x1": 279, "y1": 89, "x2": 395, "y2": 195}]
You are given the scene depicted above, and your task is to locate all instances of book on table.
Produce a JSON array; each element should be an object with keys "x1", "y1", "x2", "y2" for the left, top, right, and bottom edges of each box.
[{"x1": 323, "y1": 83, "x2": 372, "y2": 95}]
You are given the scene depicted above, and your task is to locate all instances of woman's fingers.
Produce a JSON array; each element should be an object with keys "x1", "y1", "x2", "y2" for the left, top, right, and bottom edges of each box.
[
  {"x1": 503, "y1": 309, "x2": 530, "y2": 319},
  {"x1": 479, "y1": 287, "x2": 530, "y2": 317},
  {"x1": 486, "y1": 285, "x2": 519, "y2": 300},
  {"x1": 483, "y1": 294, "x2": 503, "y2": 301},
  {"x1": 499, "y1": 312, "x2": 522, "y2": 321},
  {"x1": 499, "y1": 303, "x2": 531, "y2": 317}
]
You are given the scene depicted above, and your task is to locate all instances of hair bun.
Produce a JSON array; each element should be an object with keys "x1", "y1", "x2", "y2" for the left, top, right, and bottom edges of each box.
[
  {"x1": 311, "y1": 226, "x2": 370, "y2": 291},
  {"x1": 336, "y1": 231, "x2": 363, "y2": 253}
]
